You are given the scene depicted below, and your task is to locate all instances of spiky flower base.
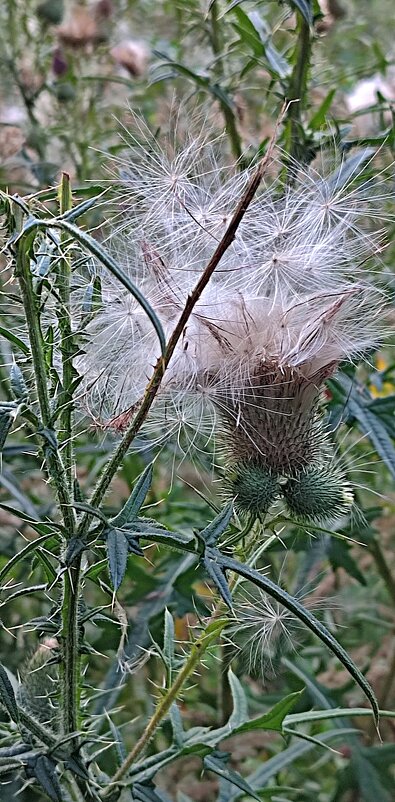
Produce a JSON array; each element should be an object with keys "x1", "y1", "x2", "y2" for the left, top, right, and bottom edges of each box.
[
  {"x1": 230, "y1": 459, "x2": 353, "y2": 522},
  {"x1": 283, "y1": 464, "x2": 353, "y2": 522},
  {"x1": 231, "y1": 463, "x2": 279, "y2": 517}
]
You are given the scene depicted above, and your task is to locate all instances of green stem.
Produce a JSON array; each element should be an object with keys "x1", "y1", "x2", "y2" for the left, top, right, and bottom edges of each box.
[
  {"x1": 285, "y1": 10, "x2": 312, "y2": 168},
  {"x1": 56, "y1": 173, "x2": 75, "y2": 490},
  {"x1": 13, "y1": 225, "x2": 75, "y2": 533},
  {"x1": 55, "y1": 176, "x2": 82, "y2": 742},
  {"x1": 13, "y1": 203, "x2": 80, "y2": 740},
  {"x1": 101, "y1": 621, "x2": 225, "y2": 796},
  {"x1": 61, "y1": 554, "x2": 82, "y2": 738}
]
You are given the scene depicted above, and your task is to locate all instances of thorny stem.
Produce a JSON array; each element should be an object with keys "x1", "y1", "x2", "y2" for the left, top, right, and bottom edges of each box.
[
  {"x1": 76, "y1": 103, "x2": 287, "y2": 541},
  {"x1": 56, "y1": 173, "x2": 75, "y2": 489},
  {"x1": 13, "y1": 219, "x2": 75, "y2": 534},
  {"x1": 285, "y1": 9, "x2": 312, "y2": 169},
  {"x1": 210, "y1": 0, "x2": 244, "y2": 166},
  {"x1": 55, "y1": 174, "x2": 82, "y2": 742},
  {"x1": 100, "y1": 621, "x2": 225, "y2": 797},
  {"x1": 102, "y1": 564, "x2": 247, "y2": 795},
  {"x1": 12, "y1": 198, "x2": 80, "y2": 741}
]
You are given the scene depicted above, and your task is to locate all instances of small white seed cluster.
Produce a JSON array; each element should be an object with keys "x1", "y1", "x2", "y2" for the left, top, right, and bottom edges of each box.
[{"x1": 77, "y1": 124, "x2": 389, "y2": 519}]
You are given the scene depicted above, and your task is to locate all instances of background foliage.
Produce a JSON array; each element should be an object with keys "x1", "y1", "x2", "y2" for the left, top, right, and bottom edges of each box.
[{"x1": 0, "y1": 1, "x2": 395, "y2": 801}]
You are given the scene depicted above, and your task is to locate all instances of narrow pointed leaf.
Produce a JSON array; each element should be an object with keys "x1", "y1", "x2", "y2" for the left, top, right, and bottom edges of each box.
[
  {"x1": 290, "y1": 0, "x2": 313, "y2": 24},
  {"x1": 0, "y1": 409, "x2": 14, "y2": 452},
  {"x1": 233, "y1": 690, "x2": 304, "y2": 734},
  {"x1": 204, "y1": 753, "x2": 261, "y2": 801},
  {"x1": 106, "y1": 528, "x2": 129, "y2": 591},
  {"x1": 26, "y1": 755, "x2": 62, "y2": 802},
  {"x1": 19, "y1": 216, "x2": 166, "y2": 355},
  {"x1": 0, "y1": 326, "x2": 29, "y2": 355},
  {"x1": 110, "y1": 463, "x2": 153, "y2": 527},
  {"x1": 0, "y1": 662, "x2": 19, "y2": 722},
  {"x1": 327, "y1": 149, "x2": 375, "y2": 190},
  {"x1": 106, "y1": 715, "x2": 127, "y2": 767},
  {"x1": 199, "y1": 502, "x2": 233, "y2": 547},
  {"x1": 203, "y1": 551, "x2": 233, "y2": 609},
  {"x1": 163, "y1": 608, "x2": 175, "y2": 679},
  {"x1": 227, "y1": 669, "x2": 248, "y2": 729},
  {"x1": 131, "y1": 782, "x2": 170, "y2": 802},
  {"x1": 244, "y1": 729, "x2": 358, "y2": 797}
]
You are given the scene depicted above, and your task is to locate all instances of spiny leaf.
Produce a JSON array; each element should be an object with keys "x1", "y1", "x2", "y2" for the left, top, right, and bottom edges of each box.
[
  {"x1": 132, "y1": 523, "x2": 196, "y2": 553},
  {"x1": 198, "y1": 502, "x2": 233, "y2": 547},
  {"x1": 71, "y1": 501, "x2": 109, "y2": 525},
  {"x1": 0, "y1": 662, "x2": 19, "y2": 722},
  {"x1": 203, "y1": 550, "x2": 233, "y2": 609},
  {"x1": 60, "y1": 192, "x2": 107, "y2": 222},
  {"x1": 328, "y1": 538, "x2": 366, "y2": 586},
  {"x1": 106, "y1": 527, "x2": 129, "y2": 591},
  {"x1": 284, "y1": 707, "x2": 395, "y2": 728},
  {"x1": 0, "y1": 502, "x2": 60, "y2": 536},
  {"x1": 333, "y1": 374, "x2": 395, "y2": 479},
  {"x1": 233, "y1": 690, "x2": 304, "y2": 734},
  {"x1": 26, "y1": 754, "x2": 62, "y2": 802},
  {"x1": 110, "y1": 463, "x2": 153, "y2": 527},
  {"x1": 242, "y1": 730, "x2": 358, "y2": 800}
]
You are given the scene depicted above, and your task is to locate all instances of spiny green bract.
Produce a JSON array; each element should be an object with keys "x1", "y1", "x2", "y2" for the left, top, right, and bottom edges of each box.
[
  {"x1": 230, "y1": 460, "x2": 353, "y2": 524},
  {"x1": 282, "y1": 465, "x2": 354, "y2": 522},
  {"x1": 231, "y1": 463, "x2": 279, "y2": 516}
]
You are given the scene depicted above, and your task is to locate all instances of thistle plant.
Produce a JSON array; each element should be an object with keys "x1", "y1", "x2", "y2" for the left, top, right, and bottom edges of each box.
[{"x1": 1, "y1": 3, "x2": 395, "y2": 799}]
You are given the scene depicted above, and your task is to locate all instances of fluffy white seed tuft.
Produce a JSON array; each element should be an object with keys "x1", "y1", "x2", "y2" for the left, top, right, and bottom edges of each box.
[{"x1": 76, "y1": 127, "x2": 390, "y2": 518}]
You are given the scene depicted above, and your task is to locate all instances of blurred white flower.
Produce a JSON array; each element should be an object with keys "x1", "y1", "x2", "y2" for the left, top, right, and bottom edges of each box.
[
  {"x1": 77, "y1": 125, "x2": 390, "y2": 521},
  {"x1": 226, "y1": 580, "x2": 331, "y2": 678}
]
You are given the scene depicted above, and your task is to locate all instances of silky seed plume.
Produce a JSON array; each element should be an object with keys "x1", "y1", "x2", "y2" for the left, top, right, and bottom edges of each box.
[{"x1": 76, "y1": 124, "x2": 389, "y2": 524}]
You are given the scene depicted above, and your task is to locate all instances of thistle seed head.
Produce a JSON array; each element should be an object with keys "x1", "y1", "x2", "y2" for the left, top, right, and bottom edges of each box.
[{"x1": 75, "y1": 122, "x2": 390, "y2": 524}]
